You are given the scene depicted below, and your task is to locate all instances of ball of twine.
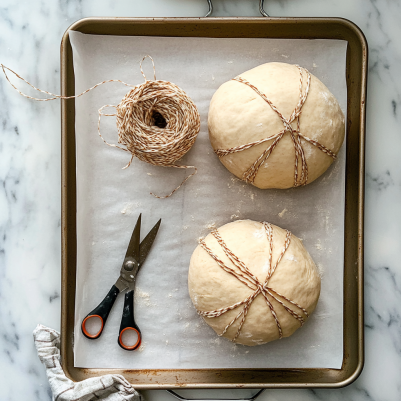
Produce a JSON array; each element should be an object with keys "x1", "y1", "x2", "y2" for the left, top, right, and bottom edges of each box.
[
  {"x1": 98, "y1": 56, "x2": 201, "y2": 198},
  {"x1": 1, "y1": 56, "x2": 201, "y2": 199},
  {"x1": 117, "y1": 80, "x2": 199, "y2": 167}
]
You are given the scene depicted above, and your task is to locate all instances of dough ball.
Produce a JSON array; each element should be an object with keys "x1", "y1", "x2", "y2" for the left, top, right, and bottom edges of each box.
[
  {"x1": 188, "y1": 220, "x2": 320, "y2": 346},
  {"x1": 208, "y1": 62, "x2": 345, "y2": 189}
]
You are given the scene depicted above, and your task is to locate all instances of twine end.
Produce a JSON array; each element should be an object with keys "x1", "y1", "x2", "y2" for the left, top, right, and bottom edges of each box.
[{"x1": 140, "y1": 55, "x2": 156, "y2": 81}]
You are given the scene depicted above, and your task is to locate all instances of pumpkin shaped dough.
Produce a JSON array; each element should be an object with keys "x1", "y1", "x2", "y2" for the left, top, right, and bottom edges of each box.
[
  {"x1": 188, "y1": 220, "x2": 321, "y2": 346},
  {"x1": 208, "y1": 62, "x2": 345, "y2": 189}
]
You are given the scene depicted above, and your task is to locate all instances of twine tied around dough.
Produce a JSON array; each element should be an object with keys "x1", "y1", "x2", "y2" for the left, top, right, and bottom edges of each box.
[
  {"x1": 1, "y1": 56, "x2": 200, "y2": 198},
  {"x1": 198, "y1": 223, "x2": 309, "y2": 342},
  {"x1": 214, "y1": 65, "x2": 337, "y2": 187}
]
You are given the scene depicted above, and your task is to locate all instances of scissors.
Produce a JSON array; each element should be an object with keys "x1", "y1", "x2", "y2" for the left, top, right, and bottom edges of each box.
[{"x1": 81, "y1": 214, "x2": 161, "y2": 351}]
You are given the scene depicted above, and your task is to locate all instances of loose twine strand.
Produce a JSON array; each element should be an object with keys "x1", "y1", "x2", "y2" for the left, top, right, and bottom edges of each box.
[
  {"x1": 1, "y1": 56, "x2": 200, "y2": 198},
  {"x1": 215, "y1": 66, "x2": 337, "y2": 187},
  {"x1": 198, "y1": 223, "x2": 309, "y2": 342}
]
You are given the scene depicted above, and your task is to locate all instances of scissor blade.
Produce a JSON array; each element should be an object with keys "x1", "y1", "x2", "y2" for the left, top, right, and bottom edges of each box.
[
  {"x1": 125, "y1": 214, "x2": 141, "y2": 262},
  {"x1": 139, "y1": 219, "x2": 161, "y2": 267},
  {"x1": 114, "y1": 276, "x2": 129, "y2": 292}
]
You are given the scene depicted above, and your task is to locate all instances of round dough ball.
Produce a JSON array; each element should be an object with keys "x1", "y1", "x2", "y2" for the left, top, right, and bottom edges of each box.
[
  {"x1": 188, "y1": 220, "x2": 320, "y2": 346},
  {"x1": 208, "y1": 62, "x2": 345, "y2": 189}
]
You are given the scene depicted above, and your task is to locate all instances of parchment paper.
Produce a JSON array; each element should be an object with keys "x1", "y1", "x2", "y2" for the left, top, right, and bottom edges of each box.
[{"x1": 70, "y1": 32, "x2": 347, "y2": 369}]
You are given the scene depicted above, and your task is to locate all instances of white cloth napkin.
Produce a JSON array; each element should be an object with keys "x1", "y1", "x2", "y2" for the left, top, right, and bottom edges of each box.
[{"x1": 33, "y1": 324, "x2": 143, "y2": 401}]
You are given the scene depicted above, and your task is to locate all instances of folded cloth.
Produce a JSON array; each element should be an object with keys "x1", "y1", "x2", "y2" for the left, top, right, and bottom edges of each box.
[{"x1": 33, "y1": 324, "x2": 142, "y2": 401}]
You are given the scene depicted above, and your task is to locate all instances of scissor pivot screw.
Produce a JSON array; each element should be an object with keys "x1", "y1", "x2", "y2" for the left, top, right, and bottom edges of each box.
[{"x1": 123, "y1": 256, "x2": 138, "y2": 272}]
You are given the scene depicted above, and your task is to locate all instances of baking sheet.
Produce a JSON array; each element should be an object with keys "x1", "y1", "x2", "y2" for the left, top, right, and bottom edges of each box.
[{"x1": 70, "y1": 32, "x2": 347, "y2": 369}]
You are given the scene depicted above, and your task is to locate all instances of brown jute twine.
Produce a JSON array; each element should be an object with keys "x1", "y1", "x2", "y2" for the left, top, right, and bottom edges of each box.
[
  {"x1": 215, "y1": 65, "x2": 337, "y2": 187},
  {"x1": 1, "y1": 56, "x2": 201, "y2": 198},
  {"x1": 198, "y1": 223, "x2": 309, "y2": 342}
]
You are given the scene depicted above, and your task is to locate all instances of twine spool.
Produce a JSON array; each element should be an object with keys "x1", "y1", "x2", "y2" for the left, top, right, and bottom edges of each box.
[{"x1": 1, "y1": 56, "x2": 201, "y2": 198}]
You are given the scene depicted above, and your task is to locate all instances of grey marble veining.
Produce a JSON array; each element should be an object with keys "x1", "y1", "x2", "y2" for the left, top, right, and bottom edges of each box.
[{"x1": 0, "y1": 0, "x2": 400, "y2": 400}]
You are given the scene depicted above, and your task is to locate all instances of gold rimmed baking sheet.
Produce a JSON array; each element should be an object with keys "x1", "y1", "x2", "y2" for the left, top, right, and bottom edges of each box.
[{"x1": 61, "y1": 17, "x2": 366, "y2": 389}]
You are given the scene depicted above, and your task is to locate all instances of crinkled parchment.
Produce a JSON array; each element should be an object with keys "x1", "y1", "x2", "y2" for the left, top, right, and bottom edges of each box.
[{"x1": 70, "y1": 32, "x2": 346, "y2": 369}]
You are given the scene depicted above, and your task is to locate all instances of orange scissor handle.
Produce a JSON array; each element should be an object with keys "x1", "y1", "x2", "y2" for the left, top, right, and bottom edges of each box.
[
  {"x1": 81, "y1": 285, "x2": 119, "y2": 340},
  {"x1": 118, "y1": 290, "x2": 142, "y2": 351},
  {"x1": 82, "y1": 315, "x2": 104, "y2": 339},
  {"x1": 118, "y1": 327, "x2": 142, "y2": 350}
]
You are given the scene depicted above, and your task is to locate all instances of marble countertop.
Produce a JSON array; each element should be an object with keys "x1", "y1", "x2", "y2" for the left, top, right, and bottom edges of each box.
[{"x1": 1, "y1": 0, "x2": 400, "y2": 400}]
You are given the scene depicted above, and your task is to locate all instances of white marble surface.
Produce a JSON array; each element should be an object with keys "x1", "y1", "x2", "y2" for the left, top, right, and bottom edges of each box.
[{"x1": 0, "y1": 0, "x2": 400, "y2": 400}]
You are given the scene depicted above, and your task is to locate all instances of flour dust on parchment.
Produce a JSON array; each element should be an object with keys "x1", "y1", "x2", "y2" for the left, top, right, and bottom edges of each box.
[
  {"x1": 120, "y1": 201, "x2": 142, "y2": 215},
  {"x1": 134, "y1": 287, "x2": 156, "y2": 307}
]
